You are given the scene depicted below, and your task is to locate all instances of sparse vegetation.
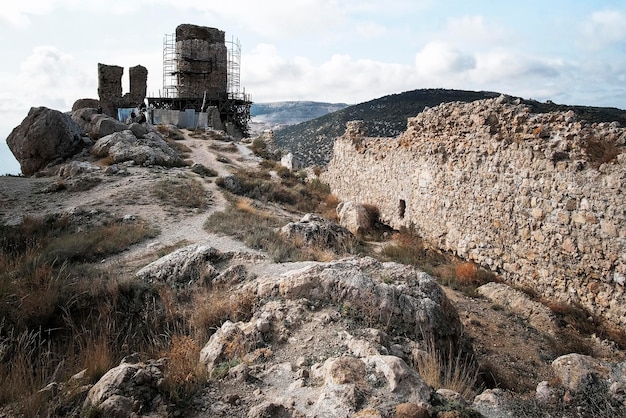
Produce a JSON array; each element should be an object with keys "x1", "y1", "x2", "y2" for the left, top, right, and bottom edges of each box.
[
  {"x1": 249, "y1": 137, "x2": 276, "y2": 160},
  {"x1": 505, "y1": 378, "x2": 626, "y2": 417},
  {"x1": 0, "y1": 213, "x2": 246, "y2": 413},
  {"x1": 152, "y1": 176, "x2": 212, "y2": 208},
  {"x1": 215, "y1": 167, "x2": 335, "y2": 213},
  {"x1": 413, "y1": 336, "x2": 481, "y2": 400},
  {"x1": 204, "y1": 197, "x2": 361, "y2": 262}
]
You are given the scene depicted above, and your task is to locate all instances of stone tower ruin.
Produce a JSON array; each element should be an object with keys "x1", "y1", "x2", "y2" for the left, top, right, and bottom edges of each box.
[
  {"x1": 147, "y1": 23, "x2": 251, "y2": 136},
  {"x1": 174, "y1": 24, "x2": 227, "y2": 99},
  {"x1": 97, "y1": 63, "x2": 147, "y2": 118}
]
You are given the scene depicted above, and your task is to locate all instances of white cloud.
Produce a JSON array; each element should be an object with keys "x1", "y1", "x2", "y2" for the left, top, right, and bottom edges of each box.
[
  {"x1": 414, "y1": 41, "x2": 475, "y2": 77},
  {"x1": 580, "y1": 10, "x2": 626, "y2": 50},
  {"x1": 472, "y1": 50, "x2": 561, "y2": 83},
  {"x1": 0, "y1": 1, "x2": 57, "y2": 28},
  {"x1": 242, "y1": 45, "x2": 419, "y2": 103},
  {"x1": 1, "y1": 46, "x2": 94, "y2": 113}
]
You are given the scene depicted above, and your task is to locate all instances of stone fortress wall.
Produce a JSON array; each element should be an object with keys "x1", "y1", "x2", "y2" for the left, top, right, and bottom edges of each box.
[{"x1": 322, "y1": 95, "x2": 626, "y2": 329}]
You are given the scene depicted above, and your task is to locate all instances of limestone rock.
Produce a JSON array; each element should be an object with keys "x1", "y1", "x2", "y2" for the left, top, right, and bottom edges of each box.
[
  {"x1": 57, "y1": 161, "x2": 101, "y2": 178},
  {"x1": 551, "y1": 353, "x2": 610, "y2": 392},
  {"x1": 337, "y1": 201, "x2": 373, "y2": 235},
  {"x1": 91, "y1": 129, "x2": 182, "y2": 167},
  {"x1": 364, "y1": 355, "x2": 430, "y2": 398},
  {"x1": 83, "y1": 358, "x2": 166, "y2": 417},
  {"x1": 279, "y1": 213, "x2": 355, "y2": 251},
  {"x1": 250, "y1": 257, "x2": 462, "y2": 344},
  {"x1": 71, "y1": 98, "x2": 100, "y2": 111},
  {"x1": 7, "y1": 106, "x2": 85, "y2": 176},
  {"x1": 71, "y1": 108, "x2": 129, "y2": 141},
  {"x1": 309, "y1": 355, "x2": 431, "y2": 416},
  {"x1": 136, "y1": 244, "x2": 224, "y2": 286},
  {"x1": 476, "y1": 282, "x2": 558, "y2": 335},
  {"x1": 200, "y1": 321, "x2": 249, "y2": 375},
  {"x1": 219, "y1": 174, "x2": 243, "y2": 194},
  {"x1": 280, "y1": 153, "x2": 302, "y2": 170}
]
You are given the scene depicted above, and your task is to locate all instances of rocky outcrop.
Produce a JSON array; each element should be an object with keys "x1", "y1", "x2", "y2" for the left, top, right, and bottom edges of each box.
[
  {"x1": 7, "y1": 106, "x2": 86, "y2": 176},
  {"x1": 71, "y1": 108, "x2": 134, "y2": 141},
  {"x1": 91, "y1": 130, "x2": 182, "y2": 167},
  {"x1": 136, "y1": 244, "x2": 226, "y2": 286},
  {"x1": 322, "y1": 96, "x2": 626, "y2": 329},
  {"x1": 279, "y1": 214, "x2": 355, "y2": 251},
  {"x1": 249, "y1": 256, "x2": 462, "y2": 344},
  {"x1": 336, "y1": 201, "x2": 374, "y2": 235},
  {"x1": 550, "y1": 353, "x2": 625, "y2": 393},
  {"x1": 477, "y1": 282, "x2": 558, "y2": 335},
  {"x1": 83, "y1": 356, "x2": 168, "y2": 417}
]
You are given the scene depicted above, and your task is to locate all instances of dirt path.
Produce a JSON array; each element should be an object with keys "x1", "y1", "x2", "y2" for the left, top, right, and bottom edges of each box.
[{"x1": 0, "y1": 133, "x2": 268, "y2": 275}]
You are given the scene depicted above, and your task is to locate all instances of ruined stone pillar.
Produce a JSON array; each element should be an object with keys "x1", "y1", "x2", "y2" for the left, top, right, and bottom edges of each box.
[
  {"x1": 97, "y1": 63, "x2": 124, "y2": 118},
  {"x1": 128, "y1": 65, "x2": 148, "y2": 105}
]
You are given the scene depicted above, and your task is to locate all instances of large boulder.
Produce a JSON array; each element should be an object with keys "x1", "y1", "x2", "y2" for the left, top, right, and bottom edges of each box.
[
  {"x1": 71, "y1": 108, "x2": 129, "y2": 141},
  {"x1": 83, "y1": 357, "x2": 167, "y2": 417},
  {"x1": 250, "y1": 256, "x2": 462, "y2": 345},
  {"x1": 337, "y1": 201, "x2": 374, "y2": 235},
  {"x1": 91, "y1": 130, "x2": 182, "y2": 167},
  {"x1": 136, "y1": 244, "x2": 225, "y2": 287},
  {"x1": 71, "y1": 98, "x2": 100, "y2": 111},
  {"x1": 7, "y1": 106, "x2": 85, "y2": 176},
  {"x1": 279, "y1": 213, "x2": 355, "y2": 251}
]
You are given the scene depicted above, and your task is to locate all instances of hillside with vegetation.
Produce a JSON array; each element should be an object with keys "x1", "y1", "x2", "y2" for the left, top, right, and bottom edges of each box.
[
  {"x1": 250, "y1": 101, "x2": 349, "y2": 132},
  {"x1": 273, "y1": 88, "x2": 626, "y2": 167}
]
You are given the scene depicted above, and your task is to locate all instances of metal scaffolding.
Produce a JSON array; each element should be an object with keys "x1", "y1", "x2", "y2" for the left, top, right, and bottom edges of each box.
[
  {"x1": 150, "y1": 28, "x2": 252, "y2": 136},
  {"x1": 226, "y1": 36, "x2": 242, "y2": 98},
  {"x1": 162, "y1": 33, "x2": 177, "y2": 98}
]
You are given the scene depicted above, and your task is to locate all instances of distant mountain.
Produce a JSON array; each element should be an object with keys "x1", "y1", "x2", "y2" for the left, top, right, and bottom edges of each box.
[
  {"x1": 250, "y1": 101, "x2": 349, "y2": 130},
  {"x1": 272, "y1": 88, "x2": 626, "y2": 168}
]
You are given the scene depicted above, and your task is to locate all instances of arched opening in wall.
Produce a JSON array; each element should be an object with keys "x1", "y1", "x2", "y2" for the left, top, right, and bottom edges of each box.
[{"x1": 399, "y1": 199, "x2": 406, "y2": 219}]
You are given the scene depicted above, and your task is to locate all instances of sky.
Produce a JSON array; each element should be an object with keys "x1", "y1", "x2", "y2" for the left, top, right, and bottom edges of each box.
[{"x1": 1, "y1": 0, "x2": 626, "y2": 175}]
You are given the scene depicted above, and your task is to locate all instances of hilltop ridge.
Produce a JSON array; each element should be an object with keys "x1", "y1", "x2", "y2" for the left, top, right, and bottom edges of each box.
[{"x1": 273, "y1": 88, "x2": 626, "y2": 167}]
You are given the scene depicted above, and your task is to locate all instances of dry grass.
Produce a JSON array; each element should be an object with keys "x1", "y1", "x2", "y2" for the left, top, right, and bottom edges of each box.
[
  {"x1": 161, "y1": 335, "x2": 206, "y2": 404},
  {"x1": 152, "y1": 177, "x2": 212, "y2": 208},
  {"x1": 190, "y1": 287, "x2": 257, "y2": 344},
  {"x1": 381, "y1": 230, "x2": 498, "y2": 297},
  {"x1": 208, "y1": 142, "x2": 238, "y2": 153},
  {"x1": 215, "y1": 168, "x2": 334, "y2": 213},
  {"x1": 413, "y1": 337, "x2": 480, "y2": 400},
  {"x1": 205, "y1": 197, "x2": 363, "y2": 263}
]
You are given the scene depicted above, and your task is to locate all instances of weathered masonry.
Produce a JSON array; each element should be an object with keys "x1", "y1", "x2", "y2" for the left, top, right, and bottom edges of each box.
[
  {"x1": 322, "y1": 96, "x2": 626, "y2": 329},
  {"x1": 147, "y1": 23, "x2": 251, "y2": 137},
  {"x1": 97, "y1": 63, "x2": 147, "y2": 118}
]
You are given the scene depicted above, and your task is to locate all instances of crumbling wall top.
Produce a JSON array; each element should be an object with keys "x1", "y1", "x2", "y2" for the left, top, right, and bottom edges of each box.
[{"x1": 175, "y1": 24, "x2": 224, "y2": 43}]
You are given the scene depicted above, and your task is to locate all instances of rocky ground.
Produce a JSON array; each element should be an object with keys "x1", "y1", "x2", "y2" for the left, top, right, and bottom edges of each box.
[{"x1": 1, "y1": 128, "x2": 625, "y2": 417}]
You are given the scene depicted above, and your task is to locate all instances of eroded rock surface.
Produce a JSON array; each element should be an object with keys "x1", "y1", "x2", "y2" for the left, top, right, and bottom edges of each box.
[{"x1": 7, "y1": 106, "x2": 85, "y2": 176}]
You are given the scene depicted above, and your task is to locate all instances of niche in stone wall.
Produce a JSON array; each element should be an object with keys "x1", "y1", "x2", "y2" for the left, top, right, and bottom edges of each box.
[{"x1": 399, "y1": 199, "x2": 406, "y2": 219}]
